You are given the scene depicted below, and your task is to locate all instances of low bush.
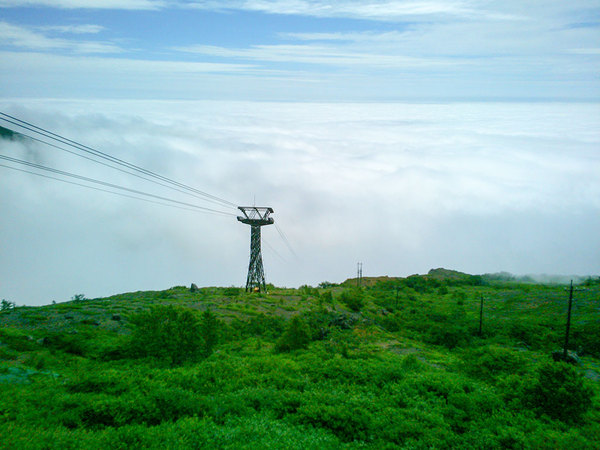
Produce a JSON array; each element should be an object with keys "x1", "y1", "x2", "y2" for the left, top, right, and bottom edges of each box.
[
  {"x1": 275, "y1": 316, "x2": 311, "y2": 352},
  {"x1": 239, "y1": 313, "x2": 285, "y2": 339},
  {"x1": 339, "y1": 289, "x2": 364, "y2": 312},
  {"x1": 200, "y1": 309, "x2": 219, "y2": 357},
  {"x1": 127, "y1": 305, "x2": 204, "y2": 365},
  {"x1": 571, "y1": 321, "x2": 600, "y2": 357},
  {"x1": 223, "y1": 287, "x2": 241, "y2": 297},
  {"x1": 1, "y1": 299, "x2": 16, "y2": 311},
  {"x1": 425, "y1": 323, "x2": 470, "y2": 349},
  {"x1": 43, "y1": 331, "x2": 90, "y2": 356},
  {"x1": 320, "y1": 290, "x2": 332, "y2": 303},
  {"x1": 462, "y1": 345, "x2": 527, "y2": 381},
  {"x1": 295, "y1": 392, "x2": 374, "y2": 442},
  {"x1": 522, "y1": 361, "x2": 593, "y2": 423},
  {"x1": 0, "y1": 328, "x2": 38, "y2": 352},
  {"x1": 507, "y1": 322, "x2": 546, "y2": 349}
]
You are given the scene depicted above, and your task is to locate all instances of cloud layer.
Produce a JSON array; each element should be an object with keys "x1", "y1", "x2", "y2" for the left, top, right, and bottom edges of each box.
[{"x1": 1, "y1": 100, "x2": 598, "y2": 305}]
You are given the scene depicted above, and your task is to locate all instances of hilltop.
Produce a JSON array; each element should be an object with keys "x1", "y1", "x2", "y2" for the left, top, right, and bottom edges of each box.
[{"x1": 1, "y1": 271, "x2": 599, "y2": 448}]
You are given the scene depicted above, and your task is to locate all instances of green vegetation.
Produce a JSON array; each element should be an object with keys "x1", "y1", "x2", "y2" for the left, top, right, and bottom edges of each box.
[
  {"x1": 275, "y1": 316, "x2": 311, "y2": 352},
  {"x1": 1, "y1": 299, "x2": 16, "y2": 311},
  {"x1": 0, "y1": 270, "x2": 599, "y2": 448},
  {"x1": 523, "y1": 361, "x2": 594, "y2": 423},
  {"x1": 126, "y1": 305, "x2": 218, "y2": 365}
]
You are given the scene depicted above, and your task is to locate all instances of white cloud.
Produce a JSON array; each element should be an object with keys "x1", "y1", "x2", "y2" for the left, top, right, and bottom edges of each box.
[
  {"x1": 173, "y1": 5, "x2": 599, "y2": 91},
  {"x1": 0, "y1": 0, "x2": 165, "y2": 9},
  {"x1": 279, "y1": 31, "x2": 407, "y2": 42},
  {"x1": 0, "y1": 21, "x2": 121, "y2": 53},
  {"x1": 186, "y1": 0, "x2": 518, "y2": 21},
  {"x1": 173, "y1": 43, "x2": 465, "y2": 68},
  {"x1": 0, "y1": 0, "x2": 523, "y2": 21},
  {"x1": 0, "y1": 50, "x2": 255, "y2": 74},
  {"x1": 40, "y1": 24, "x2": 105, "y2": 34}
]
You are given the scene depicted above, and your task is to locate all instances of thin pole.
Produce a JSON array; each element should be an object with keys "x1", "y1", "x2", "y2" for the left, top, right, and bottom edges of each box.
[
  {"x1": 479, "y1": 295, "x2": 484, "y2": 336},
  {"x1": 359, "y1": 263, "x2": 362, "y2": 287},
  {"x1": 563, "y1": 280, "x2": 574, "y2": 358}
]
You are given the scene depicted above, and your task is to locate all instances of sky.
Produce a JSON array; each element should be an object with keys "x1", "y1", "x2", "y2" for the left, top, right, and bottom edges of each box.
[{"x1": 0, "y1": 1, "x2": 599, "y2": 305}]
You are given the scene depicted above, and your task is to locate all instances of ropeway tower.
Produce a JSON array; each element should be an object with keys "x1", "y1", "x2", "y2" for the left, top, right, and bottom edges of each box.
[{"x1": 237, "y1": 206, "x2": 274, "y2": 292}]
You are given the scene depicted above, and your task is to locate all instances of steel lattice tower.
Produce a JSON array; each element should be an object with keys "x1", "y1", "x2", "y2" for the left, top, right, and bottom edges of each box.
[{"x1": 237, "y1": 206, "x2": 274, "y2": 292}]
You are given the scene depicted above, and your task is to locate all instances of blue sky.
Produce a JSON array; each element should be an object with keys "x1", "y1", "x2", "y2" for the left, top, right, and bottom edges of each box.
[{"x1": 1, "y1": 0, "x2": 599, "y2": 101}]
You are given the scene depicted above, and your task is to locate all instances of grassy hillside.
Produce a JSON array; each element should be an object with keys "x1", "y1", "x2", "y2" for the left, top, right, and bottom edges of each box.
[{"x1": 1, "y1": 271, "x2": 599, "y2": 449}]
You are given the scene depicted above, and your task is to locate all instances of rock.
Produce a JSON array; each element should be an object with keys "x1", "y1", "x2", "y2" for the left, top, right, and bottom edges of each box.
[
  {"x1": 190, "y1": 283, "x2": 199, "y2": 293},
  {"x1": 552, "y1": 350, "x2": 581, "y2": 364}
]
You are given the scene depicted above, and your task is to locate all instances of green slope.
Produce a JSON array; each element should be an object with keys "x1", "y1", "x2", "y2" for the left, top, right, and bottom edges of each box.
[{"x1": 1, "y1": 273, "x2": 599, "y2": 448}]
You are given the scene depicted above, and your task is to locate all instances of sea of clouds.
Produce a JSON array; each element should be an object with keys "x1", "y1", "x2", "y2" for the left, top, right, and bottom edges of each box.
[{"x1": 1, "y1": 99, "x2": 598, "y2": 305}]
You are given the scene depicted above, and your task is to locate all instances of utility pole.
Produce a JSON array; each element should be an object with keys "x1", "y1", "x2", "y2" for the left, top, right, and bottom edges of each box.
[
  {"x1": 357, "y1": 262, "x2": 363, "y2": 288},
  {"x1": 563, "y1": 280, "x2": 574, "y2": 359},
  {"x1": 237, "y1": 206, "x2": 274, "y2": 293}
]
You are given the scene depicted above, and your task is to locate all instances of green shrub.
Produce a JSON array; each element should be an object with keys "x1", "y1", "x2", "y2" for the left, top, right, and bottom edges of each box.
[
  {"x1": 339, "y1": 289, "x2": 364, "y2": 312},
  {"x1": 240, "y1": 313, "x2": 285, "y2": 339},
  {"x1": 223, "y1": 287, "x2": 241, "y2": 297},
  {"x1": 300, "y1": 311, "x2": 331, "y2": 341},
  {"x1": 0, "y1": 328, "x2": 38, "y2": 352},
  {"x1": 200, "y1": 309, "x2": 219, "y2": 357},
  {"x1": 295, "y1": 392, "x2": 374, "y2": 442},
  {"x1": 380, "y1": 312, "x2": 402, "y2": 332},
  {"x1": 507, "y1": 322, "x2": 546, "y2": 349},
  {"x1": 0, "y1": 346, "x2": 17, "y2": 360},
  {"x1": 299, "y1": 285, "x2": 319, "y2": 297},
  {"x1": 127, "y1": 305, "x2": 204, "y2": 365},
  {"x1": 425, "y1": 323, "x2": 469, "y2": 349},
  {"x1": 1, "y1": 299, "x2": 16, "y2": 311},
  {"x1": 65, "y1": 373, "x2": 126, "y2": 395},
  {"x1": 523, "y1": 361, "x2": 593, "y2": 423},
  {"x1": 43, "y1": 331, "x2": 89, "y2": 355},
  {"x1": 275, "y1": 316, "x2": 311, "y2": 352},
  {"x1": 327, "y1": 312, "x2": 357, "y2": 330},
  {"x1": 571, "y1": 321, "x2": 600, "y2": 357},
  {"x1": 25, "y1": 352, "x2": 50, "y2": 369},
  {"x1": 320, "y1": 290, "x2": 333, "y2": 303},
  {"x1": 462, "y1": 345, "x2": 527, "y2": 381}
]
